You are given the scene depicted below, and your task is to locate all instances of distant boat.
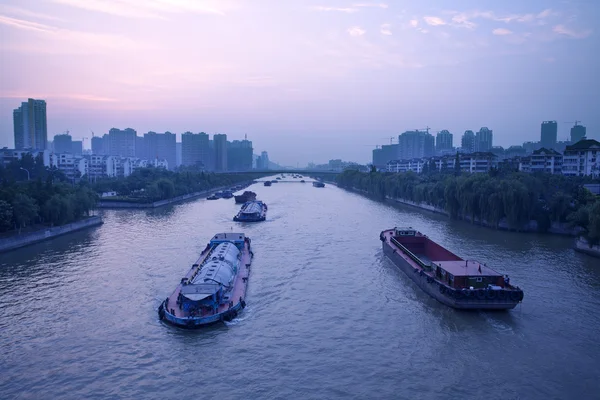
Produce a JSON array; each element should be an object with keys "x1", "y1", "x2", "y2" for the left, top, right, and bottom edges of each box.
[
  {"x1": 264, "y1": 181, "x2": 272, "y2": 187},
  {"x1": 221, "y1": 190, "x2": 234, "y2": 199},
  {"x1": 234, "y1": 191, "x2": 257, "y2": 204},
  {"x1": 300, "y1": 180, "x2": 305, "y2": 183},
  {"x1": 312, "y1": 181, "x2": 325, "y2": 188},
  {"x1": 158, "y1": 232, "x2": 253, "y2": 328},
  {"x1": 233, "y1": 201, "x2": 267, "y2": 222},
  {"x1": 271, "y1": 180, "x2": 278, "y2": 183}
]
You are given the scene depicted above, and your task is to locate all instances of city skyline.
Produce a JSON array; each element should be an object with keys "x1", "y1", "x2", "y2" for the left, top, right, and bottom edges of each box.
[{"x1": 1, "y1": 0, "x2": 598, "y2": 164}]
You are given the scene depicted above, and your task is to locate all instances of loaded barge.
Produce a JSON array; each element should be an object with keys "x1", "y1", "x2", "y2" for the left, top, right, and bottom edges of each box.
[
  {"x1": 233, "y1": 201, "x2": 267, "y2": 222},
  {"x1": 158, "y1": 233, "x2": 253, "y2": 328},
  {"x1": 380, "y1": 227, "x2": 524, "y2": 310}
]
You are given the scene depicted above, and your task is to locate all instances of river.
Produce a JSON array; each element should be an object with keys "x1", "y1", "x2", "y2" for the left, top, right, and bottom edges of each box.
[{"x1": 1, "y1": 177, "x2": 599, "y2": 400}]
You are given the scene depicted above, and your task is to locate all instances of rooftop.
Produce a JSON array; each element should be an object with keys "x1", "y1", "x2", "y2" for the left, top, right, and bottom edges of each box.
[{"x1": 565, "y1": 139, "x2": 600, "y2": 151}]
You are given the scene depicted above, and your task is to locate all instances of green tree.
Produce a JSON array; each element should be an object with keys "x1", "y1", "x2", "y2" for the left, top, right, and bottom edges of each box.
[
  {"x1": 12, "y1": 193, "x2": 39, "y2": 233},
  {"x1": 0, "y1": 200, "x2": 13, "y2": 232}
]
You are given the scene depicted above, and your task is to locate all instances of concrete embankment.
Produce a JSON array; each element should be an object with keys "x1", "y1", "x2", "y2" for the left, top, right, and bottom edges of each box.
[
  {"x1": 97, "y1": 184, "x2": 248, "y2": 209},
  {"x1": 574, "y1": 237, "x2": 600, "y2": 258},
  {"x1": 0, "y1": 216, "x2": 104, "y2": 253}
]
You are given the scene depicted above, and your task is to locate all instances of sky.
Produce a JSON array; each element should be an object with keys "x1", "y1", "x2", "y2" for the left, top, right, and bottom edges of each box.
[{"x1": 0, "y1": 0, "x2": 598, "y2": 166}]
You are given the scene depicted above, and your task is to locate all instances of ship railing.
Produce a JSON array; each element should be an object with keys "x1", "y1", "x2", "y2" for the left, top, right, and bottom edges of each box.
[{"x1": 390, "y1": 237, "x2": 431, "y2": 271}]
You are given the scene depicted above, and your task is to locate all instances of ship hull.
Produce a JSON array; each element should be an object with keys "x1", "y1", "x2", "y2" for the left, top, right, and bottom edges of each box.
[{"x1": 382, "y1": 240, "x2": 519, "y2": 310}]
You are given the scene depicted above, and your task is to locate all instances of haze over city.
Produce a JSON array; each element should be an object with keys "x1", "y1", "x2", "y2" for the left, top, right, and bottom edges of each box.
[{"x1": 1, "y1": 0, "x2": 598, "y2": 165}]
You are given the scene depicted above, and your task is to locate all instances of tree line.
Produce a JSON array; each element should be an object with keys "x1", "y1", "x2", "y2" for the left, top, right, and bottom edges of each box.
[
  {"x1": 92, "y1": 167, "x2": 265, "y2": 202},
  {"x1": 0, "y1": 154, "x2": 97, "y2": 233},
  {"x1": 336, "y1": 168, "x2": 600, "y2": 245}
]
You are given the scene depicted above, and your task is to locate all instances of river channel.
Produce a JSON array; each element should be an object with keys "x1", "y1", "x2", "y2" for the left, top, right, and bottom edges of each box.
[{"x1": 1, "y1": 177, "x2": 599, "y2": 400}]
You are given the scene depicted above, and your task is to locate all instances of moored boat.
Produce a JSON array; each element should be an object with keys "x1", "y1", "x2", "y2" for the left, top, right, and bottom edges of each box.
[
  {"x1": 264, "y1": 181, "x2": 272, "y2": 186},
  {"x1": 234, "y1": 191, "x2": 257, "y2": 204},
  {"x1": 312, "y1": 181, "x2": 325, "y2": 188},
  {"x1": 158, "y1": 233, "x2": 253, "y2": 328},
  {"x1": 380, "y1": 227, "x2": 524, "y2": 310},
  {"x1": 221, "y1": 190, "x2": 234, "y2": 199},
  {"x1": 233, "y1": 201, "x2": 267, "y2": 222}
]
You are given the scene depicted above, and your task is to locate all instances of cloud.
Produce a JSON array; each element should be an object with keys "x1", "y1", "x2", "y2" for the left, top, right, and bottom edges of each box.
[
  {"x1": 0, "y1": 15, "x2": 141, "y2": 52},
  {"x1": 312, "y1": 6, "x2": 357, "y2": 13},
  {"x1": 493, "y1": 28, "x2": 512, "y2": 35},
  {"x1": 353, "y1": 3, "x2": 388, "y2": 8},
  {"x1": 444, "y1": 9, "x2": 561, "y2": 29},
  {"x1": 380, "y1": 23, "x2": 391, "y2": 35},
  {"x1": 347, "y1": 26, "x2": 366, "y2": 37},
  {"x1": 423, "y1": 16, "x2": 445, "y2": 26},
  {"x1": 52, "y1": 0, "x2": 225, "y2": 19},
  {"x1": 552, "y1": 24, "x2": 592, "y2": 39},
  {"x1": 409, "y1": 19, "x2": 418, "y2": 27},
  {"x1": 0, "y1": 5, "x2": 63, "y2": 21}
]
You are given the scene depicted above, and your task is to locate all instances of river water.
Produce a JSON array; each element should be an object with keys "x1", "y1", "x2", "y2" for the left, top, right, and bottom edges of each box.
[{"x1": 1, "y1": 178, "x2": 599, "y2": 400}]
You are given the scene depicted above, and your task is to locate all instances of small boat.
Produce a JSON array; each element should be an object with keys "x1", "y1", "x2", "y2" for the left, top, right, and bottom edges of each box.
[
  {"x1": 158, "y1": 232, "x2": 253, "y2": 328},
  {"x1": 380, "y1": 227, "x2": 524, "y2": 310},
  {"x1": 312, "y1": 181, "x2": 325, "y2": 188},
  {"x1": 233, "y1": 201, "x2": 267, "y2": 222},
  {"x1": 235, "y1": 191, "x2": 257, "y2": 204},
  {"x1": 300, "y1": 180, "x2": 305, "y2": 183},
  {"x1": 271, "y1": 180, "x2": 278, "y2": 183},
  {"x1": 264, "y1": 181, "x2": 272, "y2": 187},
  {"x1": 276, "y1": 177, "x2": 281, "y2": 180},
  {"x1": 221, "y1": 190, "x2": 233, "y2": 199}
]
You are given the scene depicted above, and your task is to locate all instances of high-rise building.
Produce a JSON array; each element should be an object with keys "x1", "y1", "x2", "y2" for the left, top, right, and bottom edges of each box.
[
  {"x1": 144, "y1": 131, "x2": 176, "y2": 170},
  {"x1": 397, "y1": 130, "x2": 435, "y2": 160},
  {"x1": 372, "y1": 144, "x2": 399, "y2": 169},
  {"x1": 71, "y1": 140, "x2": 83, "y2": 155},
  {"x1": 436, "y1": 130, "x2": 453, "y2": 153},
  {"x1": 475, "y1": 127, "x2": 493, "y2": 152},
  {"x1": 257, "y1": 151, "x2": 270, "y2": 170},
  {"x1": 227, "y1": 139, "x2": 253, "y2": 171},
  {"x1": 176, "y1": 142, "x2": 182, "y2": 167},
  {"x1": 213, "y1": 134, "x2": 228, "y2": 171},
  {"x1": 135, "y1": 136, "x2": 145, "y2": 159},
  {"x1": 13, "y1": 98, "x2": 47, "y2": 150},
  {"x1": 461, "y1": 130, "x2": 475, "y2": 153},
  {"x1": 181, "y1": 132, "x2": 210, "y2": 168},
  {"x1": 53, "y1": 133, "x2": 73, "y2": 153},
  {"x1": 91, "y1": 136, "x2": 104, "y2": 155},
  {"x1": 108, "y1": 128, "x2": 136, "y2": 157},
  {"x1": 540, "y1": 121, "x2": 557, "y2": 150},
  {"x1": 570, "y1": 124, "x2": 587, "y2": 144}
]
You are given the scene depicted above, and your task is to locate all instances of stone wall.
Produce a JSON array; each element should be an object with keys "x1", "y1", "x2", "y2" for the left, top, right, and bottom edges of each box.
[{"x1": 0, "y1": 216, "x2": 104, "y2": 253}]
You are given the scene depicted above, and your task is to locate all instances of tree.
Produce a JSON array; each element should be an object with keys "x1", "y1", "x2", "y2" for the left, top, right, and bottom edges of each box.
[
  {"x1": 454, "y1": 152, "x2": 461, "y2": 176},
  {"x1": 0, "y1": 200, "x2": 13, "y2": 232},
  {"x1": 12, "y1": 193, "x2": 39, "y2": 233}
]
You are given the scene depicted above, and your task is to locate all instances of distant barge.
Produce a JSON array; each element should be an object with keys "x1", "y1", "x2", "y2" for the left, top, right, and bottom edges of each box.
[
  {"x1": 158, "y1": 233, "x2": 253, "y2": 328},
  {"x1": 380, "y1": 227, "x2": 524, "y2": 310},
  {"x1": 235, "y1": 191, "x2": 257, "y2": 204},
  {"x1": 312, "y1": 181, "x2": 325, "y2": 188},
  {"x1": 233, "y1": 201, "x2": 267, "y2": 222}
]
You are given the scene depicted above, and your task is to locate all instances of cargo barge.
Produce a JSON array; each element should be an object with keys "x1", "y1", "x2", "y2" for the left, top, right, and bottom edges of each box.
[
  {"x1": 233, "y1": 201, "x2": 267, "y2": 222},
  {"x1": 235, "y1": 191, "x2": 257, "y2": 204},
  {"x1": 158, "y1": 233, "x2": 253, "y2": 328},
  {"x1": 312, "y1": 181, "x2": 325, "y2": 188},
  {"x1": 380, "y1": 227, "x2": 524, "y2": 310}
]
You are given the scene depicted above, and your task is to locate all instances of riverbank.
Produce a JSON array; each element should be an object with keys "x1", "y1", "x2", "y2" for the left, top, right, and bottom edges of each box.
[
  {"x1": 0, "y1": 216, "x2": 104, "y2": 253},
  {"x1": 97, "y1": 183, "x2": 251, "y2": 209},
  {"x1": 339, "y1": 184, "x2": 581, "y2": 236},
  {"x1": 574, "y1": 237, "x2": 600, "y2": 258}
]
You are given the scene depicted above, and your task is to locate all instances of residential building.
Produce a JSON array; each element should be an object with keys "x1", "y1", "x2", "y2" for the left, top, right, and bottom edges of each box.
[
  {"x1": 135, "y1": 136, "x2": 145, "y2": 159},
  {"x1": 372, "y1": 144, "x2": 399, "y2": 170},
  {"x1": 475, "y1": 127, "x2": 493, "y2": 152},
  {"x1": 227, "y1": 139, "x2": 253, "y2": 171},
  {"x1": 181, "y1": 131, "x2": 210, "y2": 168},
  {"x1": 13, "y1": 98, "x2": 47, "y2": 150},
  {"x1": 213, "y1": 134, "x2": 228, "y2": 171},
  {"x1": 562, "y1": 139, "x2": 600, "y2": 177},
  {"x1": 570, "y1": 124, "x2": 587, "y2": 143},
  {"x1": 257, "y1": 151, "x2": 270, "y2": 170},
  {"x1": 53, "y1": 134, "x2": 73, "y2": 153},
  {"x1": 144, "y1": 131, "x2": 176, "y2": 170},
  {"x1": 397, "y1": 130, "x2": 435, "y2": 160},
  {"x1": 91, "y1": 136, "x2": 104, "y2": 155},
  {"x1": 460, "y1": 152, "x2": 498, "y2": 173},
  {"x1": 523, "y1": 141, "x2": 542, "y2": 154},
  {"x1": 435, "y1": 130, "x2": 453, "y2": 154},
  {"x1": 72, "y1": 140, "x2": 83, "y2": 155},
  {"x1": 461, "y1": 130, "x2": 475, "y2": 153},
  {"x1": 387, "y1": 159, "x2": 424, "y2": 173},
  {"x1": 176, "y1": 142, "x2": 182, "y2": 167},
  {"x1": 540, "y1": 121, "x2": 557, "y2": 150},
  {"x1": 524, "y1": 148, "x2": 563, "y2": 174},
  {"x1": 108, "y1": 128, "x2": 136, "y2": 157}
]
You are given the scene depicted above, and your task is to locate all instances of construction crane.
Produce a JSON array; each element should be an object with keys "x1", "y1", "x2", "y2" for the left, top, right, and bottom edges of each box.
[
  {"x1": 563, "y1": 120, "x2": 582, "y2": 126},
  {"x1": 414, "y1": 126, "x2": 431, "y2": 134},
  {"x1": 381, "y1": 137, "x2": 396, "y2": 145}
]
